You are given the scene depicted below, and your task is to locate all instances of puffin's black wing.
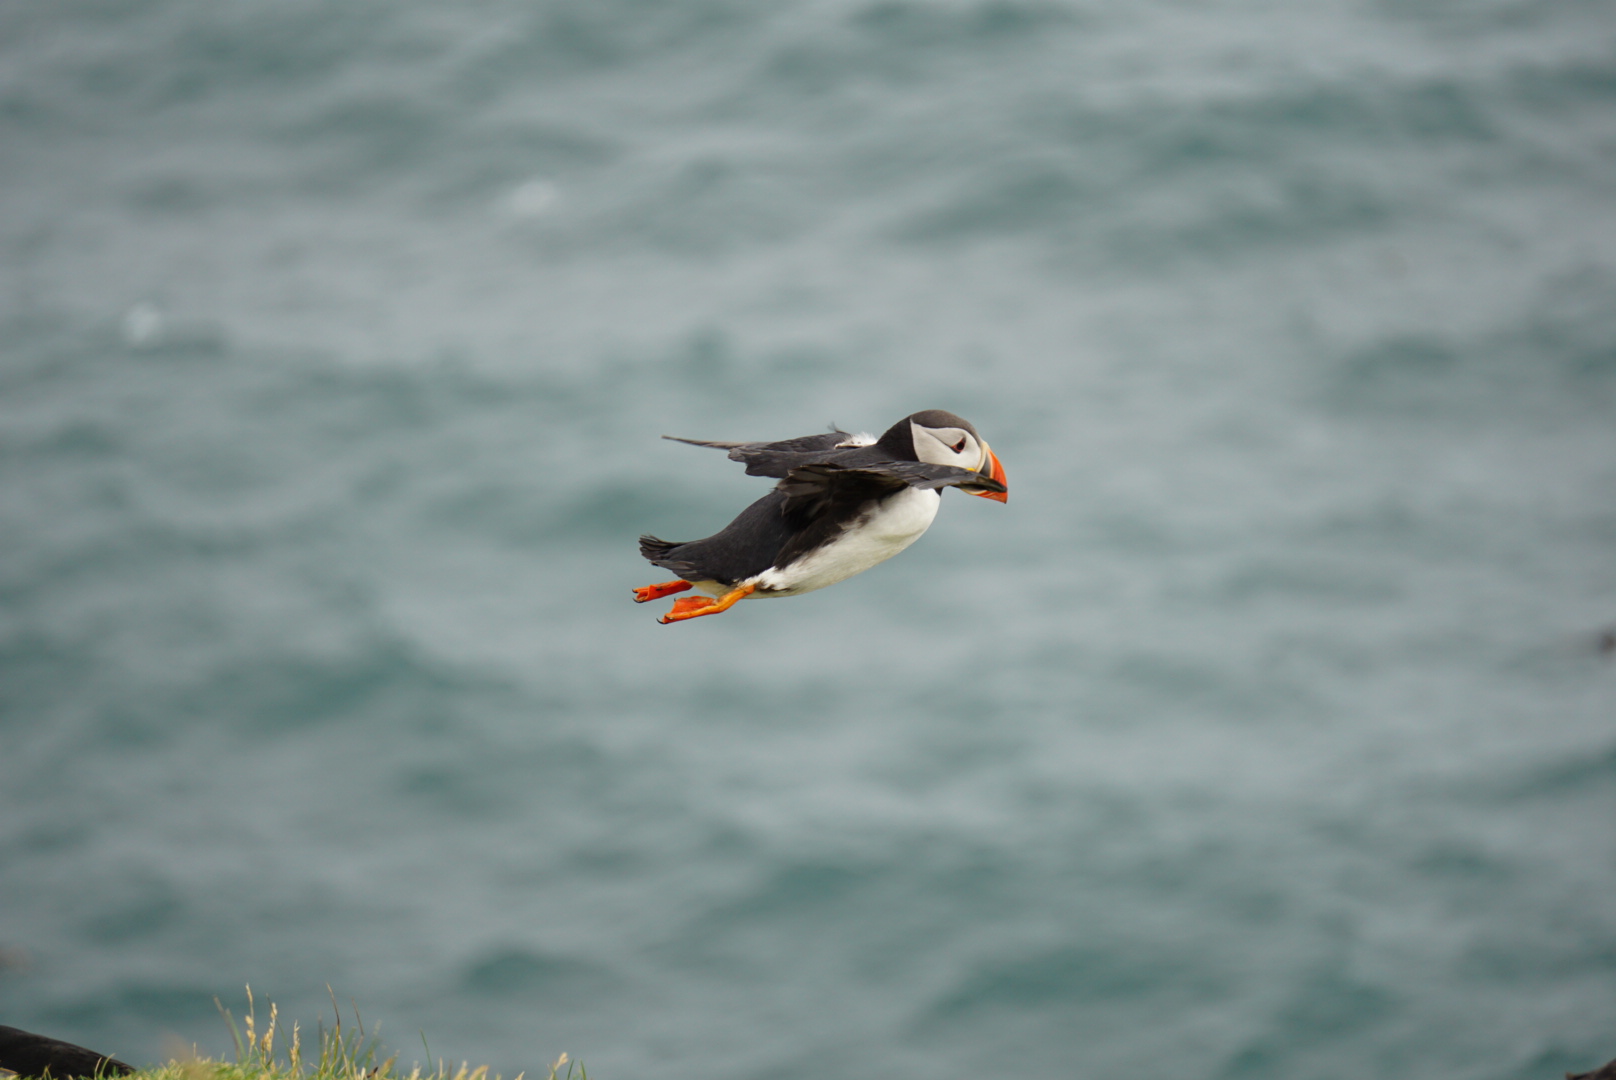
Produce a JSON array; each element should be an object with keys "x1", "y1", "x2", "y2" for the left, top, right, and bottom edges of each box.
[
  {"x1": 663, "y1": 431, "x2": 860, "y2": 478},
  {"x1": 775, "y1": 461, "x2": 1003, "y2": 518}
]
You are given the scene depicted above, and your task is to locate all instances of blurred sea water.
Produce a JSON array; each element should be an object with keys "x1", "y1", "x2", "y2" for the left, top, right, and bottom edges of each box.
[{"x1": 1, "y1": 1, "x2": 1614, "y2": 1078}]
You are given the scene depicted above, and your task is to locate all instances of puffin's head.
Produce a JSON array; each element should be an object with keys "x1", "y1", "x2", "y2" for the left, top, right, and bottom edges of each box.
[{"x1": 880, "y1": 409, "x2": 1008, "y2": 502}]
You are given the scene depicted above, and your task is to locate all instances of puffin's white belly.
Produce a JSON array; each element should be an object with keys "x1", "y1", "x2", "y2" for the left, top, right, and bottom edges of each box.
[{"x1": 753, "y1": 487, "x2": 941, "y2": 597}]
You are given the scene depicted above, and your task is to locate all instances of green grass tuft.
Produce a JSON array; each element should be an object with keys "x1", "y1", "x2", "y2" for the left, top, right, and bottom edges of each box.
[{"x1": 117, "y1": 988, "x2": 581, "y2": 1080}]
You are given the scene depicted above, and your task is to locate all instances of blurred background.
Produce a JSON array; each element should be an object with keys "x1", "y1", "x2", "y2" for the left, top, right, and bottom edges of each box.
[{"x1": 1, "y1": 1, "x2": 1614, "y2": 1078}]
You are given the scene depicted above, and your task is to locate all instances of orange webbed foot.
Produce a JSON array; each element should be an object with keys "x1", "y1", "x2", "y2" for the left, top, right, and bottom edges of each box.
[
  {"x1": 633, "y1": 579, "x2": 693, "y2": 603},
  {"x1": 658, "y1": 583, "x2": 756, "y2": 624}
]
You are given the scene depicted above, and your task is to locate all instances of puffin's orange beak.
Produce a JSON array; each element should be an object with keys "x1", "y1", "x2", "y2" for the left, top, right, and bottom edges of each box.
[{"x1": 969, "y1": 445, "x2": 1008, "y2": 502}]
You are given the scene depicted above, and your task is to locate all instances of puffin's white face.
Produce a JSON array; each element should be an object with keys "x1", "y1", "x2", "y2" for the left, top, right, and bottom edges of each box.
[
  {"x1": 909, "y1": 418, "x2": 1008, "y2": 501},
  {"x1": 911, "y1": 422, "x2": 988, "y2": 471}
]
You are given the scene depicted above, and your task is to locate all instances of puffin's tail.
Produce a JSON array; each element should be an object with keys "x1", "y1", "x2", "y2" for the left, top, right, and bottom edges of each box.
[
  {"x1": 638, "y1": 534, "x2": 682, "y2": 564},
  {"x1": 634, "y1": 535, "x2": 701, "y2": 604},
  {"x1": 639, "y1": 535, "x2": 704, "y2": 580}
]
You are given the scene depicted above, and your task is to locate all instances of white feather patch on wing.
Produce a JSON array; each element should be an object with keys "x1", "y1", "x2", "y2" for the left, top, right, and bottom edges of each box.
[{"x1": 835, "y1": 431, "x2": 877, "y2": 447}]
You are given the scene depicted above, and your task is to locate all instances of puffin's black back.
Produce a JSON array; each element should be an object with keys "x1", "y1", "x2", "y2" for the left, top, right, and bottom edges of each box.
[{"x1": 0, "y1": 1024, "x2": 133, "y2": 1079}]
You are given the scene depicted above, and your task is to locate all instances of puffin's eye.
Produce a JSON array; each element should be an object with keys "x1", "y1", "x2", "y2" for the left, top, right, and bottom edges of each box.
[{"x1": 950, "y1": 437, "x2": 967, "y2": 453}]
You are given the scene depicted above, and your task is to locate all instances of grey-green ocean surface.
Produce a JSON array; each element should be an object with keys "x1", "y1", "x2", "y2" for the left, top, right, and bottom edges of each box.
[{"x1": 2, "y1": 2, "x2": 1614, "y2": 1077}]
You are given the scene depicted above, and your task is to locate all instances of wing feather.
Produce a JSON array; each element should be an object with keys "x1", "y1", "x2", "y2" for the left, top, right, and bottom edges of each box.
[
  {"x1": 663, "y1": 430, "x2": 861, "y2": 478},
  {"x1": 775, "y1": 461, "x2": 1003, "y2": 517}
]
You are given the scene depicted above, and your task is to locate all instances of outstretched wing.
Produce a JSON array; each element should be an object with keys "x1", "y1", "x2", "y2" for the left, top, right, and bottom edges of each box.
[
  {"x1": 663, "y1": 431, "x2": 864, "y2": 478},
  {"x1": 775, "y1": 461, "x2": 1004, "y2": 518}
]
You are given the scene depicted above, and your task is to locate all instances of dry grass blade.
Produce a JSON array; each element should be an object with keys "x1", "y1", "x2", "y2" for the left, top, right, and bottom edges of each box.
[{"x1": 103, "y1": 993, "x2": 570, "y2": 1080}]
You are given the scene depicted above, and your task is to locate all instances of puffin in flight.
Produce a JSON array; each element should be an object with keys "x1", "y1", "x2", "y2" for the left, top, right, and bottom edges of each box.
[{"x1": 634, "y1": 409, "x2": 1008, "y2": 623}]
